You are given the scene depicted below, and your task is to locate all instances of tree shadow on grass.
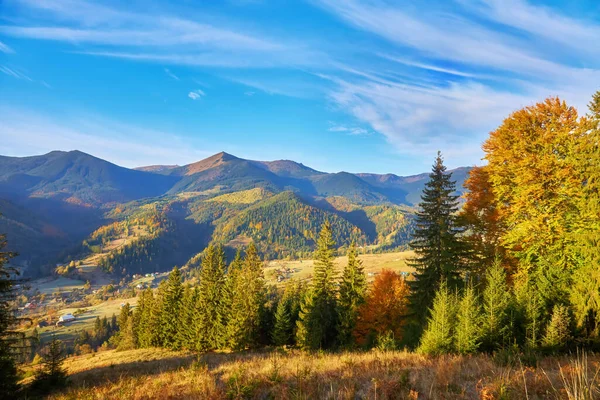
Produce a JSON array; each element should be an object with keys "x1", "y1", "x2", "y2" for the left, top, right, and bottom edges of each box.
[{"x1": 63, "y1": 349, "x2": 274, "y2": 390}]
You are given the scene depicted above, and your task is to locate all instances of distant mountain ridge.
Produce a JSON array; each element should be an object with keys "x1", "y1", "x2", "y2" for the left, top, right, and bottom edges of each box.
[
  {"x1": 0, "y1": 150, "x2": 469, "y2": 207},
  {"x1": 0, "y1": 150, "x2": 471, "y2": 276}
]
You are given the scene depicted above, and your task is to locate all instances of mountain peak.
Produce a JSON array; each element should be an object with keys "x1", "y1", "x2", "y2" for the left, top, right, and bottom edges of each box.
[{"x1": 181, "y1": 151, "x2": 240, "y2": 176}]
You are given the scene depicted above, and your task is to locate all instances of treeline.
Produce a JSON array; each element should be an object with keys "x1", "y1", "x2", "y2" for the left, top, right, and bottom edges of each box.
[{"x1": 118, "y1": 223, "x2": 412, "y2": 352}]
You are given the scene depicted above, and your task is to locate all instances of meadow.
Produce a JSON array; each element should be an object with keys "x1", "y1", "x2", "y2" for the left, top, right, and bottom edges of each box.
[
  {"x1": 34, "y1": 347, "x2": 600, "y2": 399},
  {"x1": 36, "y1": 297, "x2": 138, "y2": 345},
  {"x1": 264, "y1": 250, "x2": 414, "y2": 285}
]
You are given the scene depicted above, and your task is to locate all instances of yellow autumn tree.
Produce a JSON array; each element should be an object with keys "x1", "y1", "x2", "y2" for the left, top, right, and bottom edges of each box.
[{"x1": 481, "y1": 97, "x2": 581, "y2": 271}]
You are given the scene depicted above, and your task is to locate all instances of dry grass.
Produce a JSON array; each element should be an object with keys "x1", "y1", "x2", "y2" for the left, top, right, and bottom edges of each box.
[
  {"x1": 40, "y1": 348, "x2": 600, "y2": 399},
  {"x1": 264, "y1": 250, "x2": 415, "y2": 286}
]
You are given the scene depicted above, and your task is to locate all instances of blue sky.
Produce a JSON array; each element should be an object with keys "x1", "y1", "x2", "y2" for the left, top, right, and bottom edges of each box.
[{"x1": 1, "y1": 0, "x2": 599, "y2": 174}]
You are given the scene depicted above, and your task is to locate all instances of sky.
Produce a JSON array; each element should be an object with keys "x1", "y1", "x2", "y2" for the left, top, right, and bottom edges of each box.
[{"x1": 1, "y1": 0, "x2": 599, "y2": 175}]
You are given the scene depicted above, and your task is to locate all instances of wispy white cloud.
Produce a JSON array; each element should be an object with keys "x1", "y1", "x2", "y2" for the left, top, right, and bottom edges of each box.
[
  {"x1": 328, "y1": 123, "x2": 370, "y2": 136},
  {"x1": 188, "y1": 89, "x2": 205, "y2": 100},
  {"x1": 0, "y1": 106, "x2": 213, "y2": 168},
  {"x1": 468, "y1": 0, "x2": 600, "y2": 55},
  {"x1": 0, "y1": 40, "x2": 14, "y2": 53},
  {"x1": 313, "y1": 0, "x2": 600, "y2": 160},
  {"x1": 244, "y1": 91, "x2": 256, "y2": 96},
  {"x1": 164, "y1": 68, "x2": 179, "y2": 81},
  {"x1": 0, "y1": 65, "x2": 33, "y2": 81}
]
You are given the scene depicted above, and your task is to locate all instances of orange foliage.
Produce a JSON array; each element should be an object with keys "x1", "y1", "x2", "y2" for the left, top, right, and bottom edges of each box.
[
  {"x1": 479, "y1": 97, "x2": 581, "y2": 263},
  {"x1": 354, "y1": 270, "x2": 410, "y2": 346}
]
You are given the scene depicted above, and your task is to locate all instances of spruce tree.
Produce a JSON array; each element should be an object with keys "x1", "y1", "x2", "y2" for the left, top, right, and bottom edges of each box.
[
  {"x1": 227, "y1": 243, "x2": 265, "y2": 350},
  {"x1": 409, "y1": 152, "x2": 467, "y2": 325},
  {"x1": 135, "y1": 288, "x2": 155, "y2": 348},
  {"x1": 222, "y1": 250, "x2": 243, "y2": 331},
  {"x1": 454, "y1": 282, "x2": 482, "y2": 354},
  {"x1": 32, "y1": 337, "x2": 67, "y2": 392},
  {"x1": 149, "y1": 281, "x2": 166, "y2": 347},
  {"x1": 175, "y1": 285, "x2": 198, "y2": 350},
  {"x1": 194, "y1": 245, "x2": 227, "y2": 351},
  {"x1": 118, "y1": 317, "x2": 136, "y2": 351},
  {"x1": 419, "y1": 281, "x2": 457, "y2": 355},
  {"x1": 296, "y1": 221, "x2": 338, "y2": 350},
  {"x1": 159, "y1": 267, "x2": 183, "y2": 349},
  {"x1": 543, "y1": 304, "x2": 572, "y2": 351},
  {"x1": 337, "y1": 242, "x2": 367, "y2": 348},
  {"x1": 272, "y1": 295, "x2": 293, "y2": 346},
  {"x1": 0, "y1": 231, "x2": 19, "y2": 395},
  {"x1": 481, "y1": 260, "x2": 512, "y2": 351},
  {"x1": 515, "y1": 272, "x2": 544, "y2": 349},
  {"x1": 116, "y1": 303, "x2": 131, "y2": 350}
]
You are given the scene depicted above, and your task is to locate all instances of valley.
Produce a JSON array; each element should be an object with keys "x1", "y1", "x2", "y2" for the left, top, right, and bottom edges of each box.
[{"x1": 0, "y1": 150, "x2": 468, "y2": 280}]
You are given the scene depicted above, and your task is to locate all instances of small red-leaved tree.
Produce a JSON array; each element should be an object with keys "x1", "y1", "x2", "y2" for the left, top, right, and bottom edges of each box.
[{"x1": 354, "y1": 270, "x2": 409, "y2": 348}]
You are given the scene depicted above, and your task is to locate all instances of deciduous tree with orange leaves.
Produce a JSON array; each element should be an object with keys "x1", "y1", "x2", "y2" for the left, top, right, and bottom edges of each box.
[
  {"x1": 354, "y1": 270, "x2": 410, "y2": 348},
  {"x1": 481, "y1": 97, "x2": 581, "y2": 269}
]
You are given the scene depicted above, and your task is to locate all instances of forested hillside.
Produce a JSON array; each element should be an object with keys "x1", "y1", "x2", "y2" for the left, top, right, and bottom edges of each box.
[{"x1": 0, "y1": 150, "x2": 460, "y2": 277}]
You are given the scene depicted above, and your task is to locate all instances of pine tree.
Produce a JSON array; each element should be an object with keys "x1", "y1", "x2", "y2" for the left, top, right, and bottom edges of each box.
[
  {"x1": 135, "y1": 288, "x2": 155, "y2": 348},
  {"x1": 175, "y1": 285, "x2": 197, "y2": 350},
  {"x1": 32, "y1": 337, "x2": 67, "y2": 392},
  {"x1": 419, "y1": 281, "x2": 457, "y2": 355},
  {"x1": 455, "y1": 282, "x2": 482, "y2": 354},
  {"x1": 272, "y1": 295, "x2": 293, "y2": 346},
  {"x1": 223, "y1": 249, "x2": 243, "y2": 330},
  {"x1": 194, "y1": 245, "x2": 227, "y2": 351},
  {"x1": 148, "y1": 281, "x2": 166, "y2": 347},
  {"x1": 116, "y1": 303, "x2": 131, "y2": 350},
  {"x1": 0, "y1": 231, "x2": 19, "y2": 395},
  {"x1": 337, "y1": 242, "x2": 367, "y2": 348},
  {"x1": 159, "y1": 267, "x2": 183, "y2": 349},
  {"x1": 515, "y1": 272, "x2": 545, "y2": 349},
  {"x1": 296, "y1": 221, "x2": 339, "y2": 350},
  {"x1": 543, "y1": 304, "x2": 572, "y2": 351},
  {"x1": 118, "y1": 317, "x2": 136, "y2": 351},
  {"x1": 227, "y1": 243, "x2": 265, "y2": 350},
  {"x1": 409, "y1": 152, "x2": 467, "y2": 326},
  {"x1": 481, "y1": 260, "x2": 512, "y2": 351}
]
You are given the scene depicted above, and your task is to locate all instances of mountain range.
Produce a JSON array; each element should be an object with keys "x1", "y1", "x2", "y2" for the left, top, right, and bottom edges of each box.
[{"x1": 0, "y1": 150, "x2": 470, "y2": 277}]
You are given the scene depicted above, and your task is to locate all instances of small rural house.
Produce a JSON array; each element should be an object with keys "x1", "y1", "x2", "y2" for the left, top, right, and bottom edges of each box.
[{"x1": 56, "y1": 313, "x2": 75, "y2": 326}]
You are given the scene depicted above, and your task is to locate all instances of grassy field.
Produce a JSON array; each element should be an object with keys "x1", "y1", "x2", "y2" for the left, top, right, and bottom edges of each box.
[
  {"x1": 32, "y1": 277, "x2": 87, "y2": 295},
  {"x1": 37, "y1": 297, "x2": 138, "y2": 344},
  {"x1": 264, "y1": 250, "x2": 415, "y2": 285},
  {"x1": 32, "y1": 347, "x2": 600, "y2": 399}
]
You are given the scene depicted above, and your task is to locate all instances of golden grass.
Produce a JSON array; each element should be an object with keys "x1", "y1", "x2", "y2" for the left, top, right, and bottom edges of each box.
[
  {"x1": 43, "y1": 348, "x2": 600, "y2": 399},
  {"x1": 264, "y1": 250, "x2": 415, "y2": 286}
]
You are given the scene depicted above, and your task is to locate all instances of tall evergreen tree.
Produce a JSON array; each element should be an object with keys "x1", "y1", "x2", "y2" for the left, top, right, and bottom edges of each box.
[
  {"x1": 296, "y1": 221, "x2": 338, "y2": 350},
  {"x1": 272, "y1": 281, "x2": 304, "y2": 347},
  {"x1": 454, "y1": 282, "x2": 483, "y2": 354},
  {"x1": 175, "y1": 285, "x2": 198, "y2": 350},
  {"x1": 194, "y1": 245, "x2": 227, "y2": 351},
  {"x1": 515, "y1": 272, "x2": 545, "y2": 349},
  {"x1": 227, "y1": 243, "x2": 265, "y2": 350},
  {"x1": 481, "y1": 260, "x2": 512, "y2": 351},
  {"x1": 0, "y1": 231, "x2": 19, "y2": 395},
  {"x1": 135, "y1": 288, "x2": 155, "y2": 348},
  {"x1": 543, "y1": 304, "x2": 572, "y2": 351},
  {"x1": 337, "y1": 242, "x2": 367, "y2": 348},
  {"x1": 409, "y1": 152, "x2": 467, "y2": 325},
  {"x1": 32, "y1": 337, "x2": 67, "y2": 392},
  {"x1": 222, "y1": 249, "x2": 243, "y2": 331},
  {"x1": 159, "y1": 267, "x2": 183, "y2": 349},
  {"x1": 272, "y1": 294, "x2": 293, "y2": 346},
  {"x1": 419, "y1": 281, "x2": 457, "y2": 355}
]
